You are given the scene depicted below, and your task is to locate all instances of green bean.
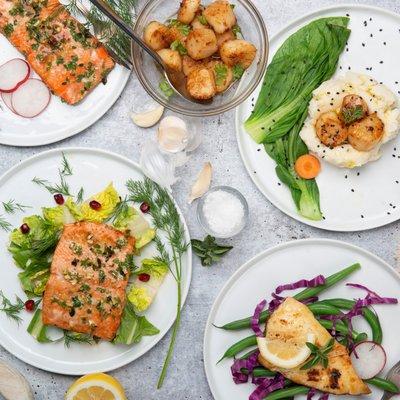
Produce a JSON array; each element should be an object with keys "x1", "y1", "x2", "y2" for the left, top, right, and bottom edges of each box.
[
  {"x1": 216, "y1": 263, "x2": 361, "y2": 331},
  {"x1": 239, "y1": 348, "x2": 258, "y2": 360},
  {"x1": 365, "y1": 377, "x2": 400, "y2": 393},
  {"x1": 320, "y1": 298, "x2": 382, "y2": 343},
  {"x1": 318, "y1": 318, "x2": 363, "y2": 340},
  {"x1": 308, "y1": 302, "x2": 342, "y2": 316},
  {"x1": 253, "y1": 367, "x2": 276, "y2": 377},
  {"x1": 262, "y1": 386, "x2": 310, "y2": 400},
  {"x1": 217, "y1": 335, "x2": 257, "y2": 363}
]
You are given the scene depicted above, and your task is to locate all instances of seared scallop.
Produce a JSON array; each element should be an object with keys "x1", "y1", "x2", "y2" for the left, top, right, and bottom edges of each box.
[
  {"x1": 348, "y1": 112, "x2": 384, "y2": 151},
  {"x1": 186, "y1": 28, "x2": 218, "y2": 60},
  {"x1": 315, "y1": 111, "x2": 348, "y2": 148},
  {"x1": 216, "y1": 29, "x2": 235, "y2": 48},
  {"x1": 166, "y1": 26, "x2": 188, "y2": 45},
  {"x1": 220, "y1": 39, "x2": 256, "y2": 68},
  {"x1": 203, "y1": 0, "x2": 236, "y2": 34},
  {"x1": 182, "y1": 55, "x2": 211, "y2": 76},
  {"x1": 157, "y1": 49, "x2": 182, "y2": 71},
  {"x1": 178, "y1": 0, "x2": 201, "y2": 24},
  {"x1": 144, "y1": 21, "x2": 170, "y2": 51},
  {"x1": 186, "y1": 68, "x2": 216, "y2": 100},
  {"x1": 340, "y1": 94, "x2": 369, "y2": 125}
]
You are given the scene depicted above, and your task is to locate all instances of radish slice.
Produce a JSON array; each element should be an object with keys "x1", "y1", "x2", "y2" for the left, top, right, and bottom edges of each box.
[
  {"x1": 11, "y1": 79, "x2": 50, "y2": 118},
  {"x1": 351, "y1": 341, "x2": 386, "y2": 379},
  {"x1": 1, "y1": 92, "x2": 15, "y2": 113},
  {"x1": 0, "y1": 59, "x2": 30, "y2": 93}
]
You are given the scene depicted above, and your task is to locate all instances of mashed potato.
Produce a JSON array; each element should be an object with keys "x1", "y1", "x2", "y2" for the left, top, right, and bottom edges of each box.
[{"x1": 300, "y1": 72, "x2": 400, "y2": 168}]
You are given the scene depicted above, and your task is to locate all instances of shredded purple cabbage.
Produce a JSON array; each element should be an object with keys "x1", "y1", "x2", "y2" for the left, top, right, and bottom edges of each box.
[
  {"x1": 251, "y1": 299, "x2": 267, "y2": 337},
  {"x1": 249, "y1": 374, "x2": 285, "y2": 400},
  {"x1": 319, "y1": 393, "x2": 330, "y2": 400},
  {"x1": 230, "y1": 350, "x2": 260, "y2": 384},
  {"x1": 307, "y1": 389, "x2": 329, "y2": 400},
  {"x1": 275, "y1": 275, "x2": 326, "y2": 295}
]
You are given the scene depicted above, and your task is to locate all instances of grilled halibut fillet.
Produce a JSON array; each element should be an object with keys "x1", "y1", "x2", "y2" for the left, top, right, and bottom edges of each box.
[
  {"x1": 0, "y1": 0, "x2": 115, "y2": 105},
  {"x1": 42, "y1": 222, "x2": 135, "y2": 340},
  {"x1": 259, "y1": 298, "x2": 371, "y2": 395}
]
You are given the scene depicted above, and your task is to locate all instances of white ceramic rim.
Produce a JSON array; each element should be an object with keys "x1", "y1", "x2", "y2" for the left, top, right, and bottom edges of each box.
[
  {"x1": 203, "y1": 238, "x2": 400, "y2": 399},
  {"x1": 0, "y1": 147, "x2": 192, "y2": 375},
  {"x1": 235, "y1": 3, "x2": 400, "y2": 232}
]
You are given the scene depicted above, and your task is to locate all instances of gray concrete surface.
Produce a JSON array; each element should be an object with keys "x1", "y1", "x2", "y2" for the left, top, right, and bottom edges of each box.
[{"x1": 1, "y1": 0, "x2": 400, "y2": 398}]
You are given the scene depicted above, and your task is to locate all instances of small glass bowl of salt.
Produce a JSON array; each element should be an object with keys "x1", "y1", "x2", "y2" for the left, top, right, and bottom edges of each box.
[{"x1": 197, "y1": 186, "x2": 249, "y2": 238}]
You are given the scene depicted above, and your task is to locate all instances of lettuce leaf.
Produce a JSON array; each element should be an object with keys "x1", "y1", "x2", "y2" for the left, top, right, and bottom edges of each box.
[
  {"x1": 27, "y1": 309, "x2": 52, "y2": 343},
  {"x1": 42, "y1": 205, "x2": 75, "y2": 228},
  {"x1": 113, "y1": 302, "x2": 159, "y2": 345},
  {"x1": 18, "y1": 261, "x2": 51, "y2": 296}
]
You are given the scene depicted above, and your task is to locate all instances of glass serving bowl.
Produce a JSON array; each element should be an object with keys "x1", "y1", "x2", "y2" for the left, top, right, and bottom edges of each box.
[
  {"x1": 197, "y1": 186, "x2": 249, "y2": 238},
  {"x1": 131, "y1": 0, "x2": 269, "y2": 117}
]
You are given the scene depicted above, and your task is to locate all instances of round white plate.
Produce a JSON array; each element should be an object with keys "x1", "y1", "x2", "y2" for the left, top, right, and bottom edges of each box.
[
  {"x1": 236, "y1": 5, "x2": 400, "y2": 231},
  {"x1": 204, "y1": 239, "x2": 400, "y2": 400},
  {"x1": 0, "y1": 147, "x2": 192, "y2": 375},
  {"x1": 0, "y1": 38, "x2": 130, "y2": 146}
]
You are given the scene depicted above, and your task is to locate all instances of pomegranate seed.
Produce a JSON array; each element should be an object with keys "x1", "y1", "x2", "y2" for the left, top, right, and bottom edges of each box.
[
  {"x1": 25, "y1": 299, "x2": 35, "y2": 312},
  {"x1": 20, "y1": 223, "x2": 30, "y2": 234},
  {"x1": 89, "y1": 200, "x2": 102, "y2": 210},
  {"x1": 140, "y1": 202, "x2": 150, "y2": 213},
  {"x1": 138, "y1": 273, "x2": 150, "y2": 282},
  {"x1": 54, "y1": 193, "x2": 64, "y2": 205}
]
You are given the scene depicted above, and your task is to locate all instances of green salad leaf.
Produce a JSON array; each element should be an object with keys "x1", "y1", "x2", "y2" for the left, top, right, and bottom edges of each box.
[
  {"x1": 114, "y1": 302, "x2": 159, "y2": 345},
  {"x1": 18, "y1": 262, "x2": 51, "y2": 296},
  {"x1": 27, "y1": 309, "x2": 52, "y2": 343},
  {"x1": 244, "y1": 17, "x2": 350, "y2": 143}
]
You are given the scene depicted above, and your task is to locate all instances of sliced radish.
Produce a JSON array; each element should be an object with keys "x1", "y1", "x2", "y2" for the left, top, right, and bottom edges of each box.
[
  {"x1": 351, "y1": 341, "x2": 386, "y2": 379},
  {"x1": 11, "y1": 79, "x2": 50, "y2": 118},
  {"x1": 1, "y1": 92, "x2": 15, "y2": 113},
  {"x1": 0, "y1": 59, "x2": 30, "y2": 93}
]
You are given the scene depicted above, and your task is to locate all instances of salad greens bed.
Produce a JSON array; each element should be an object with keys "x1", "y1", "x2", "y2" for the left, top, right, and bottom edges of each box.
[
  {"x1": 216, "y1": 264, "x2": 399, "y2": 399},
  {"x1": 0, "y1": 153, "x2": 188, "y2": 388},
  {"x1": 244, "y1": 17, "x2": 351, "y2": 221}
]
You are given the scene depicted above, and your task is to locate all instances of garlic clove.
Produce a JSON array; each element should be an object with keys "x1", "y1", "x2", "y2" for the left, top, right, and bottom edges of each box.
[
  {"x1": 157, "y1": 116, "x2": 189, "y2": 153},
  {"x1": 0, "y1": 361, "x2": 34, "y2": 400},
  {"x1": 130, "y1": 105, "x2": 164, "y2": 128},
  {"x1": 188, "y1": 162, "x2": 212, "y2": 204}
]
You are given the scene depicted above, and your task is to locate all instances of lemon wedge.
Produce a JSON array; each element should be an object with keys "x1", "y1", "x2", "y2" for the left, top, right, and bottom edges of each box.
[
  {"x1": 257, "y1": 333, "x2": 316, "y2": 369},
  {"x1": 65, "y1": 373, "x2": 127, "y2": 400}
]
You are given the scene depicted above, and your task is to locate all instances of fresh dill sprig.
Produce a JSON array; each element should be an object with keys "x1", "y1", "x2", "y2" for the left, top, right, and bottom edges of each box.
[
  {"x1": 0, "y1": 215, "x2": 12, "y2": 232},
  {"x1": 77, "y1": 187, "x2": 85, "y2": 203},
  {"x1": 105, "y1": 196, "x2": 130, "y2": 224},
  {"x1": 32, "y1": 174, "x2": 72, "y2": 196},
  {"x1": 0, "y1": 290, "x2": 25, "y2": 323},
  {"x1": 126, "y1": 177, "x2": 188, "y2": 388},
  {"x1": 2, "y1": 199, "x2": 31, "y2": 214},
  {"x1": 63, "y1": 331, "x2": 95, "y2": 348},
  {"x1": 61, "y1": 152, "x2": 73, "y2": 176}
]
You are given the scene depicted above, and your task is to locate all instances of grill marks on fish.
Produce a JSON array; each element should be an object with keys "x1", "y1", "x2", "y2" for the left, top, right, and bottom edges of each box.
[
  {"x1": 42, "y1": 222, "x2": 135, "y2": 341},
  {"x1": 0, "y1": 0, "x2": 115, "y2": 105}
]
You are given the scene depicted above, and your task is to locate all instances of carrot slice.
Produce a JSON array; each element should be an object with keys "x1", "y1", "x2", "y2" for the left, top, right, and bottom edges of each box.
[{"x1": 294, "y1": 154, "x2": 321, "y2": 179}]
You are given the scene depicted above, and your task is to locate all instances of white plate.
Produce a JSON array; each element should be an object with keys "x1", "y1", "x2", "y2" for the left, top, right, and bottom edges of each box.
[
  {"x1": 236, "y1": 5, "x2": 400, "y2": 231},
  {"x1": 204, "y1": 239, "x2": 400, "y2": 400},
  {"x1": 0, "y1": 147, "x2": 192, "y2": 375},
  {"x1": 0, "y1": 37, "x2": 130, "y2": 146}
]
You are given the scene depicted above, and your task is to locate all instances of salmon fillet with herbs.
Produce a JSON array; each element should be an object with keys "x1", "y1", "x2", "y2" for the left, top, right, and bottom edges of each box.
[
  {"x1": 42, "y1": 222, "x2": 135, "y2": 341},
  {"x1": 0, "y1": 0, "x2": 115, "y2": 104}
]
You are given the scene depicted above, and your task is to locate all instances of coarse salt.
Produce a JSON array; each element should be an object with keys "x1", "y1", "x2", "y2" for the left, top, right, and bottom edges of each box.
[{"x1": 202, "y1": 190, "x2": 245, "y2": 236}]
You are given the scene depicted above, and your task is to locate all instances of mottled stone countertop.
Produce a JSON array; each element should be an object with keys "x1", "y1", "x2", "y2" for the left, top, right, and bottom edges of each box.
[{"x1": 0, "y1": 0, "x2": 399, "y2": 398}]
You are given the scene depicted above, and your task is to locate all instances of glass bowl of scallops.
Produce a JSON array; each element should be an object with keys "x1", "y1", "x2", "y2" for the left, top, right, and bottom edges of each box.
[{"x1": 132, "y1": 0, "x2": 268, "y2": 116}]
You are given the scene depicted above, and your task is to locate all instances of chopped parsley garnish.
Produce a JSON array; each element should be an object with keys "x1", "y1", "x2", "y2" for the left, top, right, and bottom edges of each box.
[
  {"x1": 159, "y1": 79, "x2": 174, "y2": 99},
  {"x1": 341, "y1": 105, "x2": 365, "y2": 125},
  {"x1": 170, "y1": 40, "x2": 187, "y2": 55},
  {"x1": 232, "y1": 64, "x2": 245, "y2": 80},
  {"x1": 3, "y1": 24, "x2": 14, "y2": 37},
  {"x1": 64, "y1": 55, "x2": 79, "y2": 71},
  {"x1": 168, "y1": 19, "x2": 191, "y2": 36},
  {"x1": 9, "y1": 3, "x2": 24, "y2": 16},
  {"x1": 198, "y1": 14, "x2": 208, "y2": 25},
  {"x1": 214, "y1": 63, "x2": 228, "y2": 86},
  {"x1": 232, "y1": 24, "x2": 241, "y2": 37}
]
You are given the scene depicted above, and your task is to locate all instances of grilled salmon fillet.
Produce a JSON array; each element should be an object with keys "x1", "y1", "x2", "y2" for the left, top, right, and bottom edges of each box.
[
  {"x1": 42, "y1": 222, "x2": 135, "y2": 340},
  {"x1": 0, "y1": 0, "x2": 115, "y2": 105},
  {"x1": 258, "y1": 298, "x2": 370, "y2": 395}
]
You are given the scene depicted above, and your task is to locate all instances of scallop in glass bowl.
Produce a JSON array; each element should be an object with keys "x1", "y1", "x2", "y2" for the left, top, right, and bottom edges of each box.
[{"x1": 131, "y1": 0, "x2": 268, "y2": 117}]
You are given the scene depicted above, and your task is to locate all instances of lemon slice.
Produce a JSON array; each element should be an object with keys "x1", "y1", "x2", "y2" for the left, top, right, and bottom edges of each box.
[
  {"x1": 65, "y1": 373, "x2": 127, "y2": 400},
  {"x1": 257, "y1": 333, "x2": 316, "y2": 369}
]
